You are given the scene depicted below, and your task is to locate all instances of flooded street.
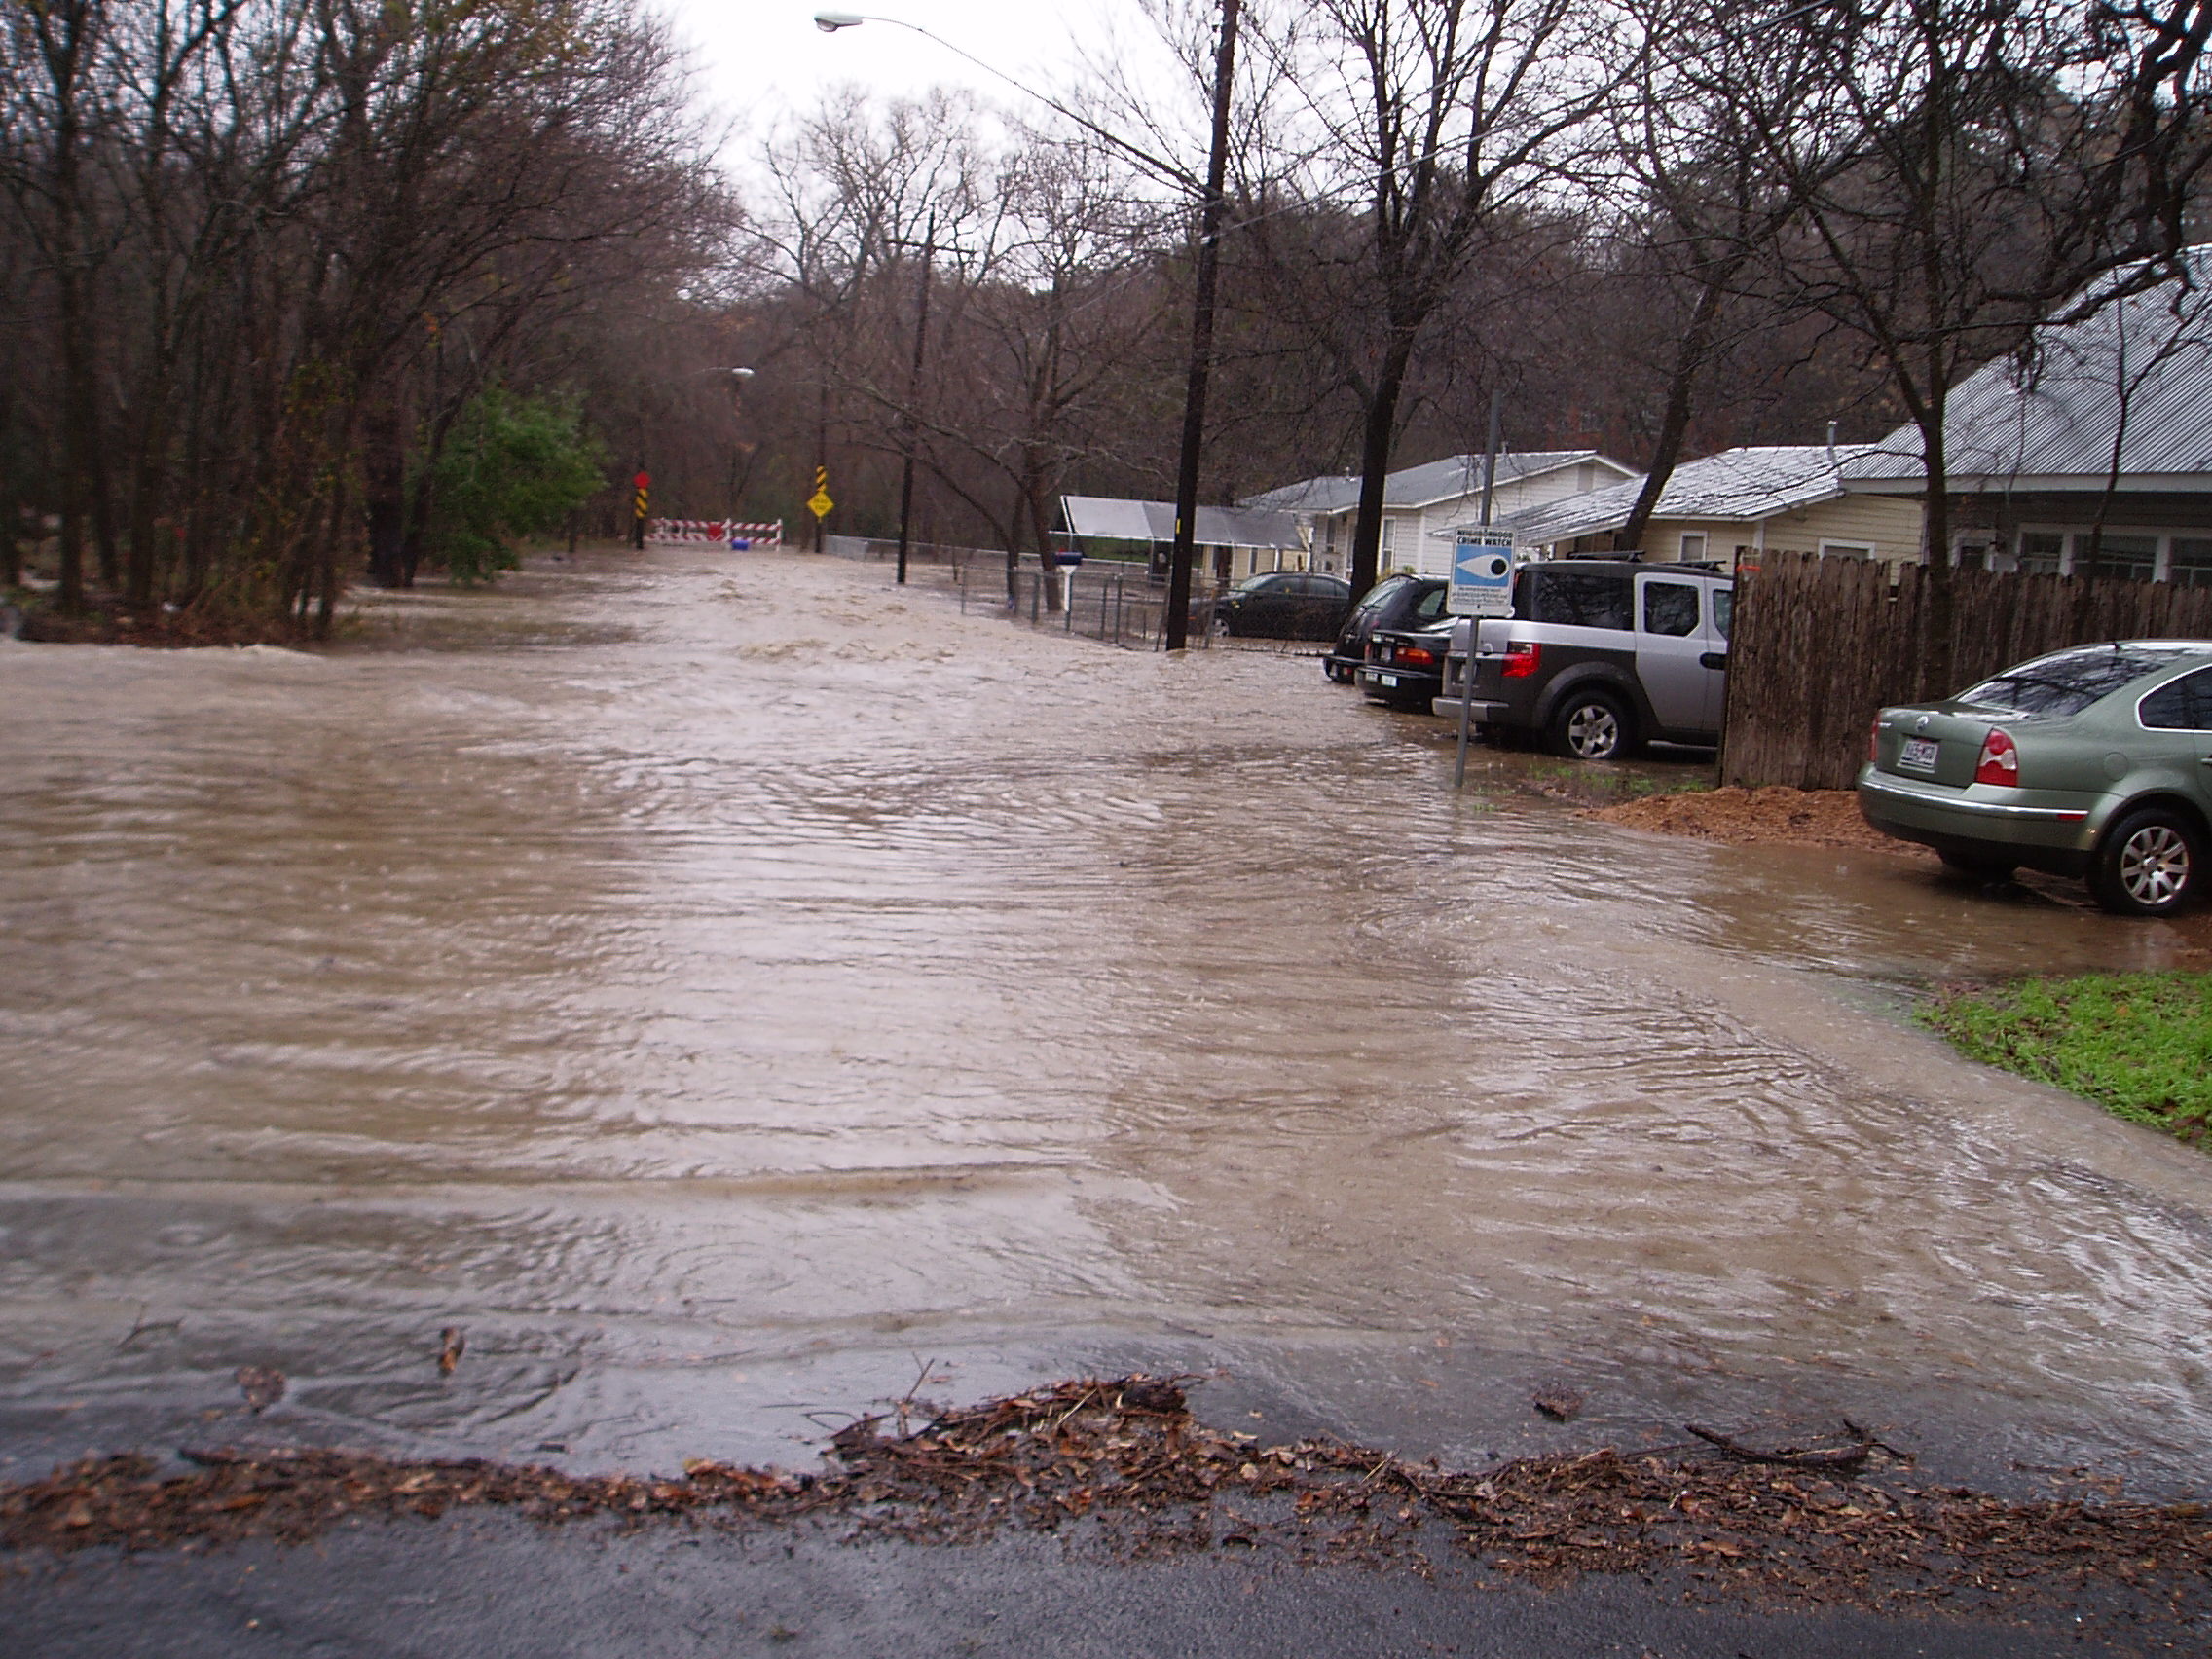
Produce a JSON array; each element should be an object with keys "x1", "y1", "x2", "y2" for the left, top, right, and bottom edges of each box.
[{"x1": 6, "y1": 546, "x2": 2212, "y2": 1492}]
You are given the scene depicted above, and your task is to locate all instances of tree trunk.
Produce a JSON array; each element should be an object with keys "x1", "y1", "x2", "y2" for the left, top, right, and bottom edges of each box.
[
  {"x1": 1919, "y1": 408, "x2": 1953, "y2": 702},
  {"x1": 399, "y1": 476, "x2": 432, "y2": 588},
  {"x1": 315, "y1": 469, "x2": 347, "y2": 638},
  {"x1": 125, "y1": 391, "x2": 171, "y2": 611},
  {"x1": 1618, "y1": 263, "x2": 1738, "y2": 553},
  {"x1": 1346, "y1": 337, "x2": 1415, "y2": 601},
  {"x1": 363, "y1": 391, "x2": 407, "y2": 588}
]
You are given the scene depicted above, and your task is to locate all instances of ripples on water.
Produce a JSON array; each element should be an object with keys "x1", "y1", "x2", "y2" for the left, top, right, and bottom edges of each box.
[{"x1": 2, "y1": 549, "x2": 2210, "y2": 1480}]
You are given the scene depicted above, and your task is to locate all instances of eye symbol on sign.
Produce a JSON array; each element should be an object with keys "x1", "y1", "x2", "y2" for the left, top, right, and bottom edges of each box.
[{"x1": 1482, "y1": 556, "x2": 1510, "y2": 578}]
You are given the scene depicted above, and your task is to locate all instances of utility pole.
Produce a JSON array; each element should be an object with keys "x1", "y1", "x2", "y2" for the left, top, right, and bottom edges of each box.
[
  {"x1": 895, "y1": 221, "x2": 937, "y2": 587},
  {"x1": 1162, "y1": 0, "x2": 1239, "y2": 652},
  {"x1": 813, "y1": 379, "x2": 830, "y2": 554},
  {"x1": 1453, "y1": 389, "x2": 1504, "y2": 791}
]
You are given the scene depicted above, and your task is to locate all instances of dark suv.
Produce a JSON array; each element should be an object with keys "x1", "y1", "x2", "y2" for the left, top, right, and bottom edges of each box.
[
  {"x1": 1323, "y1": 574, "x2": 1448, "y2": 682},
  {"x1": 1433, "y1": 560, "x2": 1733, "y2": 759}
]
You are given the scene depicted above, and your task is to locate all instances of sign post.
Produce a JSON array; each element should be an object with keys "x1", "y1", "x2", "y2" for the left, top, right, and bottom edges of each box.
[
  {"x1": 1448, "y1": 538, "x2": 1514, "y2": 789},
  {"x1": 806, "y1": 465, "x2": 833, "y2": 545},
  {"x1": 631, "y1": 471, "x2": 650, "y2": 550}
]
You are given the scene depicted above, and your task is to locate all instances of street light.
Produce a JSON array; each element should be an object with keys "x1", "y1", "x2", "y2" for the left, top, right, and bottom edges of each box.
[
  {"x1": 810, "y1": 13, "x2": 1198, "y2": 192},
  {"x1": 815, "y1": 5, "x2": 1237, "y2": 646},
  {"x1": 716, "y1": 370, "x2": 758, "y2": 523}
]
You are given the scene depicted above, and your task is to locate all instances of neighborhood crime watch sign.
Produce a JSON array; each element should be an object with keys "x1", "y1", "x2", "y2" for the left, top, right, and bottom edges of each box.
[{"x1": 1448, "y1": 538, "x2": 1515, "y2": 616}]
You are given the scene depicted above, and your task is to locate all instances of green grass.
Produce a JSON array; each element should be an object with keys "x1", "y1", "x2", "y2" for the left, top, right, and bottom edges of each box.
[{"x1": 1926, "y1": 973, "x2": 2212, "y2": 1144}]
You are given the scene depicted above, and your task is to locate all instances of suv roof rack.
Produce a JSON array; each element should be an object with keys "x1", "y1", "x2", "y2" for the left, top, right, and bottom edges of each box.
[{"x1": 1565, "y1": 548, "x2": 1643, "y2": 561}]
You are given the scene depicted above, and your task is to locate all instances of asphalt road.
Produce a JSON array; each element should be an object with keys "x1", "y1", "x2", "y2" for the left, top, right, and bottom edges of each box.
[{"x1": 4, "y1": 1512, "x2": 2191, "y2": 1658}]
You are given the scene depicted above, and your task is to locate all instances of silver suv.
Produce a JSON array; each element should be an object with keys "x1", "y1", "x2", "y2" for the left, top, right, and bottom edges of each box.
[{"x1": 1432, "y1": 559, "x2": 1733, "y2": 759}]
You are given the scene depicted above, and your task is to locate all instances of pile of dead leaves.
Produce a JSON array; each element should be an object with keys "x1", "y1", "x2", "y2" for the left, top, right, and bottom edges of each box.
[{"x1": 5, "y1": 1375, "x2": 2209, "y2": 1618}]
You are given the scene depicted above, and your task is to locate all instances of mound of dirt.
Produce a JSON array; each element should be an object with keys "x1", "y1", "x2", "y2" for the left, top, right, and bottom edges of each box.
[{"x1": 1590, "y1": 786, "x2": 1931, "y2": 858}]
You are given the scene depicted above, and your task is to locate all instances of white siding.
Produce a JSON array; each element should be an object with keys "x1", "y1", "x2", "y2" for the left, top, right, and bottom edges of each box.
[
  {"x1": 1638, "y1": 496, "x2": 1926, "y2": 569},
  {"x1": 1308, "y1": 460, "x2": 1638, "y2": 574}
]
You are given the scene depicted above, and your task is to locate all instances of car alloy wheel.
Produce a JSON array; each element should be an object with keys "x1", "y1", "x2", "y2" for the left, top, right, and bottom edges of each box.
[
  {"x1": 1549, "y1": 691, "x2": 1632, "y2": 761},
  {"x1": 2089, "y1": 807, "x2": 2199, "y2": 917}
]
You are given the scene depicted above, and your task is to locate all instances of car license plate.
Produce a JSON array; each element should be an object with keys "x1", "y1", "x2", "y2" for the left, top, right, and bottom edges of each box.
[
  {"x1": 1379, "y1": 674, "x2": 1399, "y2": 688},
  {"x1": 1899, "y1": 736, "x2": 1939, "y2": 772}
]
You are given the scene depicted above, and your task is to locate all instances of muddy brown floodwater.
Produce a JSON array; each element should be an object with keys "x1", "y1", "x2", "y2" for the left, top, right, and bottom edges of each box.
[{"x1": 5, "y1": 547, "x2": 2212, "y2": 1497}]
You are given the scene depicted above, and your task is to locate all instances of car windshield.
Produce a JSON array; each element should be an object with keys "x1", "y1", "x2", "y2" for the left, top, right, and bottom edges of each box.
[
  {"x1": 1234, "y1": 572, "x2": 1289, "y2": 593},
  {"x1": 1954, "y1": 646, "x2": 2196, "y2": 718}
]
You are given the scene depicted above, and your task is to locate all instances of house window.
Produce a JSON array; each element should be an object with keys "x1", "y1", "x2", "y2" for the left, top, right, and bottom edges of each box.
[
  {"x1": 2017, "y1": 531, "x2": 2065, "y2": 574},
  {"x1": 2081, "y1": 533, "x2": 2157, "y2": 583},
  {"x1": 1819, "y1": 540, "x2": 1874, "y2": 560},
  {"x1": 1381, "y1": 518, "x2": 1396, "y2": 554},
  {"x1": 1677, "y1": 533, "x2": 1708, "y2": 561},
  {"x1": 2170, "y1": 537, "x2": 2212, "y2": 588}
]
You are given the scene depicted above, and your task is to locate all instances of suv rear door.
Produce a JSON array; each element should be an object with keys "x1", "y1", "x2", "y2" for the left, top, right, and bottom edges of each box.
[{"x1": 1633, "y1": 571, "x2": 1714, "y2": 736}]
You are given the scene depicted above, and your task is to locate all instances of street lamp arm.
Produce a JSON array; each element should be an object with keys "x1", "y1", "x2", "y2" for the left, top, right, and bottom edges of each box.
[{"x1": 813, "y1": 12, "x2": 1202, "y2": 196}]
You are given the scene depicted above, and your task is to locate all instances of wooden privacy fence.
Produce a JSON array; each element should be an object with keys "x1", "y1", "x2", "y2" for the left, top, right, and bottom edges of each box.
[{"x1": 1722, "y1": 551, "x2": 2212, "y2": 791}]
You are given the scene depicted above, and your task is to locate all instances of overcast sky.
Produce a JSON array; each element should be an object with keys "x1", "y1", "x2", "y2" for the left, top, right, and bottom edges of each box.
[{"x1": 665, "y1": 0, "x2": 1174, "y2": 151}]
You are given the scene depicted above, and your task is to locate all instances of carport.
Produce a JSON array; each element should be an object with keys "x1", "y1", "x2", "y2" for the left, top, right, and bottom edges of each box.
[{"x1": 1056, "y1": 495, "x2": 1305, "y2": 584}]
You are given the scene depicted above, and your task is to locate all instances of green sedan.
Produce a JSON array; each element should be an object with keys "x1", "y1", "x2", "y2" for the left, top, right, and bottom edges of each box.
[{"x1": 1858, "y1": 641, "x2": 2212, "y2": 916}]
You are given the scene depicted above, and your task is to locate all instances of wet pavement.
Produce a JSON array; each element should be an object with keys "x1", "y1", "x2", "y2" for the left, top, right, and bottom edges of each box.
[
  {"x1": 6, "y1": 1509, "x2": 2184, "y2": 1659},
  {"x1": 5, "y1": 545, "x2": 2212, "y2": 1506}
]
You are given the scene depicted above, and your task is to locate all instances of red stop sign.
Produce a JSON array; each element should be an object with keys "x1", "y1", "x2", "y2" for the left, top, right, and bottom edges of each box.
[{"x1": 633, "y1": 471, "x2": 651, "y2": 490}]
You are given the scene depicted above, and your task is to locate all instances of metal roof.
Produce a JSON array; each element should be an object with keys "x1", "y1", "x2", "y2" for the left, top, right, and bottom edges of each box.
[
  {"x1": 1846, "y1": 249, "x2": 2212, "y2": 488},
  {"x1": 1488, "y1": 446, "x2": 1870, "y2": 546},
  {"x1": 1058, "y1": 495, "x2": 1303, "y2": 549},
  {"x1": 1238, "y1": 450, "x2": 1630, "y2": 514}
]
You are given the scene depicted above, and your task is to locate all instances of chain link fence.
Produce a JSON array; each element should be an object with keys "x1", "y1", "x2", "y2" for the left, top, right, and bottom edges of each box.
[{"x1": 825, "y1": 535, "x2": 1329, "y2": 654}]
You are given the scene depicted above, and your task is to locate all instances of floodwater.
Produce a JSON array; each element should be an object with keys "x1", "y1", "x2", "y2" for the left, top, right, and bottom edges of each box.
[{"x1": 6, "y1": 547, "x2": 2212, "y2": 1490}]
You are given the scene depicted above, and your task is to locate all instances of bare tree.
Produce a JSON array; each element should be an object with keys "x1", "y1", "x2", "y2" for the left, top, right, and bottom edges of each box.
[
  {"x1": 1244, "y1": 0, "x2": 1633, "y2": 596},
  {"x1": 1693, "y1": 0, "x2": 2212, "y2": 687}
]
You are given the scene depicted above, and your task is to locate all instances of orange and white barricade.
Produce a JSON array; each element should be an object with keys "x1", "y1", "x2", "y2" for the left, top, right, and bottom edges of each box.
[{"x1": 645, "y1": 518, "x2": 783, "y2": 548}]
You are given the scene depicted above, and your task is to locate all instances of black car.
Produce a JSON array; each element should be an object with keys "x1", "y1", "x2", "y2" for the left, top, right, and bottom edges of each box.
[
  {"x1": 1212, "y1": 571, "x2": 1352, "y2": 640},
  {"x1": 1323, "y1": 573, "x2": 1448, "y2": 682},
  {"x1": 1358, "y1": 617, "x2": 1457, "y2": 710}
]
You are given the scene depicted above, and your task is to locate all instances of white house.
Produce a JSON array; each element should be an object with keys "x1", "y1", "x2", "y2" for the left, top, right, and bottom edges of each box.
[
  {"x1": 1842, "y1": 249, "x2": 2212, "y2": 583},
  {"x1": 1491, "y1": 445, "x2": 1926, "y2": 568},
  {"x1": 1240, "y1": 451, "x2": 1640, "y2": 577}
]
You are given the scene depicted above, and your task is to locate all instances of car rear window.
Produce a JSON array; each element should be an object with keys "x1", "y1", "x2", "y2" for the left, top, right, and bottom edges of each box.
[
  {"x1": 1353, "y1": 576, "x2": 1408, "y2": 612},
  {"x1": 1521, "y1": 570, "x2": 1632, "y2": 630},
  {"x1": 1955, "y1": 646, "x2": 2197, "y2": 718},
  {"x1": 2139, "y1": 665, "x2": 2212, "y2": 730},
  {"x1": 1412, "y1": 585, "x2": 1447, "y2": 621}
]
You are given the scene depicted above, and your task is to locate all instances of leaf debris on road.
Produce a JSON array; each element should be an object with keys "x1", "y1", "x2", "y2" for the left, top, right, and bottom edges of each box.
[{"x1": 4, "y1": 1375, "x2": 2208, "y2": 1623}]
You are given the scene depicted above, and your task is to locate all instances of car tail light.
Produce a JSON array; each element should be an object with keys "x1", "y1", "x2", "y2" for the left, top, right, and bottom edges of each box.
[
  {"x1": 1973, "y1": 727, "x2": 2019, "y2": 787},
  {"x1": 1501, "y1": 641, "x2": 1541, "y2": 680},
  {"x1": 1868, "y1": 718, "x2": 1882, "y2": 763},
  {"x1": 1396, "y1": 645, "x2": 1437, "y2": 667}
]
